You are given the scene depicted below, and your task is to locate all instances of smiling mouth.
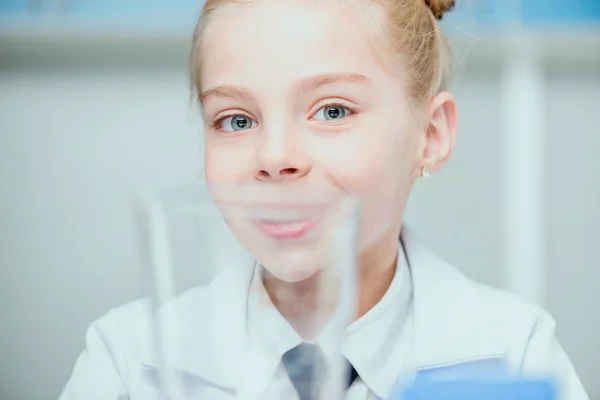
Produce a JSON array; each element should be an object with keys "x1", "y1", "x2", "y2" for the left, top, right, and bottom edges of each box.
[
  {"x1": 213, "y1": 199, "x2": 330, "y2": 239},
  {"x1": 253, "y1": 219, "x2": 318, "y2": 240}
]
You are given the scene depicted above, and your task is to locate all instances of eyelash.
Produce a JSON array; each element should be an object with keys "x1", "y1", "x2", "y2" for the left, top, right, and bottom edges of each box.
[
  {"x1": 312, "y1": 102, "x2": 355, "y2": 120},
  {"x1": 210, "y1": 114, "x2": 249, "y2": 130},
  {"x1": 210, "y1": 101, "x2": 356, "y2": 131}
]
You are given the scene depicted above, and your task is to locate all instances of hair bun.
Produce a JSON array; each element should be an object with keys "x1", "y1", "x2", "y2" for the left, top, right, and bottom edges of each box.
[{"x1": 424, "y1": 0, "x2": 456, "y2": 20}]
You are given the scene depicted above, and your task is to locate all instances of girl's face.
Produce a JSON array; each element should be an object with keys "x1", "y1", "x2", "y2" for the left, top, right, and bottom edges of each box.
[{"x1": 199, "y1": 0, "x2": 426, "y2": 282}]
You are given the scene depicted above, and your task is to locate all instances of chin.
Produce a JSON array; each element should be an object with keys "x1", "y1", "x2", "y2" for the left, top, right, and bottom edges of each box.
[{"x1": 258, "y1": 248, "x2": 324, "y2": 283}]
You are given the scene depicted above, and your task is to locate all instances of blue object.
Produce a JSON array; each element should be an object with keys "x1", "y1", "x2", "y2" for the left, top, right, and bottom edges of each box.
[
  {"x1": 0, "y1": 0, "x2": 29, "y2": 14},
  {"x1": 444, "y1": 0, "x2": 600, "y2": 26},
  {"x1": 401, "y1": 380, "x2": 556, "y2": 400},
  {"x1": 67, "y1": 0, "x2": 202, "y2": 19},
  {"x1": 2, "y1": 0, "x2": 599, "y2": 26},
  {"x1": 522, "y1": 0, "x2": 600, "y2": 23},
  {"x1": 0, "y1": 0, "x2": 203, "y2": 22},
  {"x1": 412, "y1": 358, "x2": 508, "y2": 383}
]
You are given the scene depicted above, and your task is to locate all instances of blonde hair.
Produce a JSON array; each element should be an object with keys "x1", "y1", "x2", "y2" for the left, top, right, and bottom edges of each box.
[{"x1": 190, "y1": 0, "x2": 455, "y2": 106}]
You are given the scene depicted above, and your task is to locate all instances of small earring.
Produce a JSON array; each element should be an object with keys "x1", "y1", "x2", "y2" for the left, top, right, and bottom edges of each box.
[{"x1": 421, "y1": 166, "x2": 431, "y2": 178}]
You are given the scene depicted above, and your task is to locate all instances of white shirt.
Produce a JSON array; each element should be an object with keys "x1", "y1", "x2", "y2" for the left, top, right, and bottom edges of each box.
[
  {"x1": 241, "y1": 243, "x2": 413, "y2": 400},
  {"x1": 59, "y1": 225, "x2": 589, "y2": 400}
]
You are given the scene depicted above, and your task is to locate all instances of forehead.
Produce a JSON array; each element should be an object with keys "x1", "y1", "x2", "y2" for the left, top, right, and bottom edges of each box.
[{"x1": 199, "y1": 0, "x2": 394, "y2": 91}]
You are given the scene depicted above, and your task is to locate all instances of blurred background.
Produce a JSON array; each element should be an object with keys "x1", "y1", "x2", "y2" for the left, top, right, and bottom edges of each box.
[{"x1": 0, "y1": 0, "x2": 599, "y2": 398}]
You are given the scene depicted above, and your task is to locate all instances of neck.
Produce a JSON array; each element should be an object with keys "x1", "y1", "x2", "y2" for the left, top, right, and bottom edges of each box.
[
  {"x1": 355, "y1": 229, "x2": 399, "y2": 319},
  {"x1": 263, "y1": 226, "x2": 401, "y2": 336}
]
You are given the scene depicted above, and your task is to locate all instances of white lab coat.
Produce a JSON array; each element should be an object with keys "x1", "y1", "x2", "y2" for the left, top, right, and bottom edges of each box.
[{"x1": 59, "y1": 226, "x2": 589, "y2": 400}]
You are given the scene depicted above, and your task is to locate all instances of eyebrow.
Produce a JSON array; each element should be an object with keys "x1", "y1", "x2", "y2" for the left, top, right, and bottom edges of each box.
[
  {"x1": 200, "y1": 72, "x2": 372, "y2": 106},
  {"x1": 200, "y1": 85, "x2": 251, "y2": 106},
  {"x1": 293, "y1": 72, "x2": 373, "y2": 94}
]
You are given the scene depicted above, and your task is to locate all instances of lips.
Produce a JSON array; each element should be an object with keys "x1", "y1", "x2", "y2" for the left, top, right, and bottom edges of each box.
[{"x1": 253, "y1": 219, "x2": 318, "y2": 240}]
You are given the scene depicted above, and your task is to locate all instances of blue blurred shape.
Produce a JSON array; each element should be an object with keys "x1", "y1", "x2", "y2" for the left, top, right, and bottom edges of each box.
[
  {"x1": 522, "y1": 0, "x2": 600, "y2": 23},
  {"x1": 67, "y1": 0, "x2": 202, "y2": 18},
  {"x1": 402, "y1": 379, "x2": 556, "y2": 400},
  {"x1": 0, "y1": 0, "x2": 204, "y2": 20},
  {"x1": 444, "y1": 0, "x2": 600, "y2": 26},
  {"x1": 0, "y1": 0, "x2": 28, "y2": 14},
  {"x1": 3, "y1": 0, "x2": 599, "y2": 24},
  {"x1": 412, "y1": 357, "x2": 508, "y2": 383}
]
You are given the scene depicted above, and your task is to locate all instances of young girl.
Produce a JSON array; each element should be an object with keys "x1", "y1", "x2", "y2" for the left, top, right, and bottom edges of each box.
[{"x1": 60, "y1": 0, "x2": 588, "y2": 399}]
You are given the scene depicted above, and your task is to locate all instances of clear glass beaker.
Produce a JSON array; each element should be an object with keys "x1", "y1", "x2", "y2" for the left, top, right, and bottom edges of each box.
[{"x1": 136, "y1": 182, "x2": 360, "y2": 400}]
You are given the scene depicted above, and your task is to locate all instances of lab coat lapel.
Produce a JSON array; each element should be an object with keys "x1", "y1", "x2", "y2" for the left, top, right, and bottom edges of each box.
[{"x1": 400, "y1": 226, "x2": 508, "y2": 371}]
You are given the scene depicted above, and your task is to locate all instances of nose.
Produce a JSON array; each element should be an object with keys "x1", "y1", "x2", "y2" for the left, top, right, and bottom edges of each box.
[{"x1": 255, "y1": 131, "x2": 310, "y2": 182}]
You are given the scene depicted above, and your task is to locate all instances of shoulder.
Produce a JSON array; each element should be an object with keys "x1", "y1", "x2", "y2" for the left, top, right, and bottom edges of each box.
[
  {"x1": 403, "y1": 225, "x2": 550, "y2": 324},
  {"x1": 402, "y1": 226, "x2": 555, "y2": 370},
  {"x1": 445, "y1": 263, "x2": 550, "y2": 336},
  {"x1": 403, "y1": 228, "x2": 587, "y2": 395},
  {"x1": 90, "y1": 259, "x2": 249, "y2": 351},
  {"x1": 62, "y1": 263, "x2": 253, "y2": 395},
  {"x1": 455, "y1": 270, "x2": 554, "y2": 352},
  {"x1": 88, "y1": 285, "x2": 210, "y2": 365},
  {"x1": 59, "y1": 287, "x2": 213, "y2": 397},
  {"x1": 78, "y1": 262, "x2": 252, "y2": 380}
]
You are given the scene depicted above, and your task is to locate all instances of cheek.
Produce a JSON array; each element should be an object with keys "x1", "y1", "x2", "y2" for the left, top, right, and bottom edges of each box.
[
  {"x1": 332, "y1": 141, "x2": 411, "y2": 211},
  {"x1": 204, "y1": 142, "x2": 254, "y2": 184},
  {"x1": 317, "y1": 122, "x2": 417, "y2": 243},
  {"x1": 319, "y1": 122, "x2": 415, "y2": 194}
]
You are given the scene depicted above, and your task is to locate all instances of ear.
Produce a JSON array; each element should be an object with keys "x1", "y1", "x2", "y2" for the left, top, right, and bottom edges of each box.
[{"x1": 420, "y1": 91, "x2": 458, "y2": 175}]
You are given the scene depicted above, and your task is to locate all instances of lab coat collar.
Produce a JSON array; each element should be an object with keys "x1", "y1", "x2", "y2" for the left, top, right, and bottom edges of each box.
[{"x1": 401, "y1": 225, "x2": 508, "y2": 371}]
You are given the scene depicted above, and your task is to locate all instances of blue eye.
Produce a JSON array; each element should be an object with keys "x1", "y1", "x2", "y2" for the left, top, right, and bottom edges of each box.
[
  {"x1": 313, "y1": 105, "x2": 352, "y2": 121},
  {"x1": 218, "y1": 115, "x2": 257, "y2": 132}
]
